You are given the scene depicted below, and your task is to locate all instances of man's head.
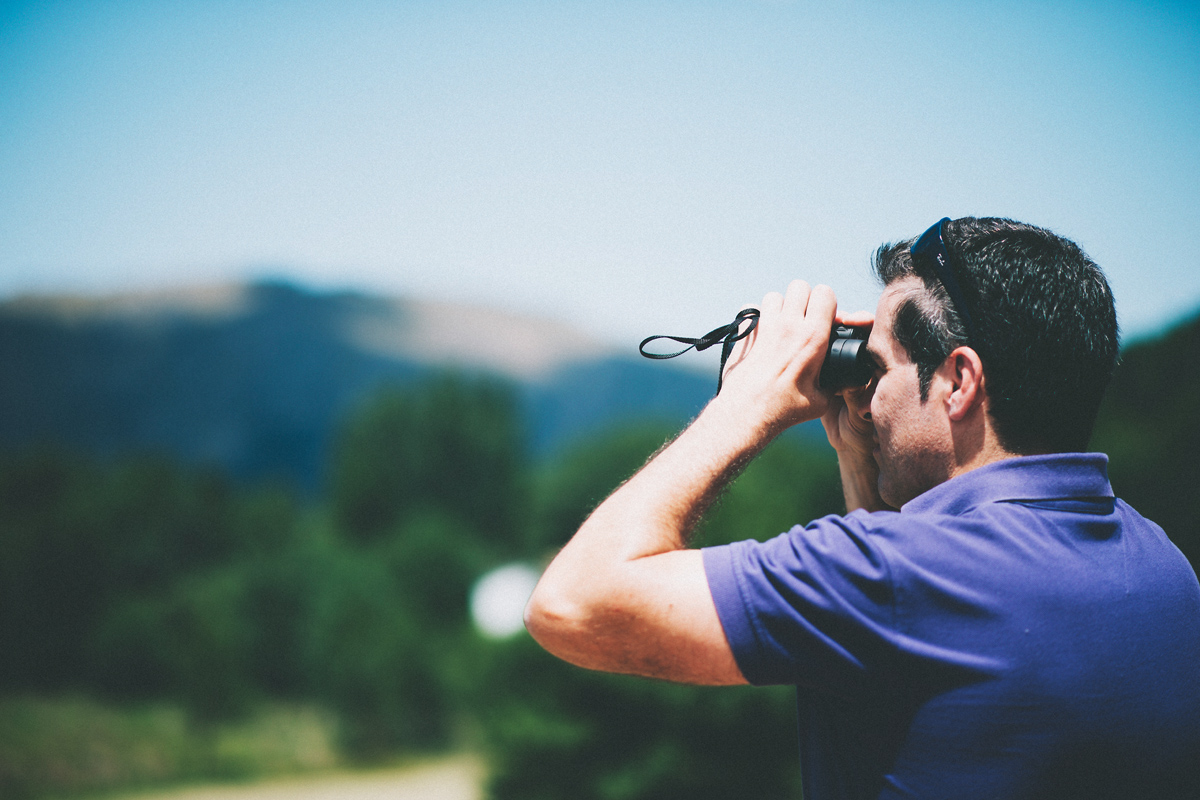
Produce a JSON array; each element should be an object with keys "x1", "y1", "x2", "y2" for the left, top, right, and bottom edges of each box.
[{"x1": 871, "y1": 216, "x2": 1119, "y2": 457}]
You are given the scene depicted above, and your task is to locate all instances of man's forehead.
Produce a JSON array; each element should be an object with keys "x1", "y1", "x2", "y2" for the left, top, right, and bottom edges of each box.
[
  {"x1": 868, "y1": 277, "x2": 922, "y2": 364},
  {"x1": 873, "y1": 277, "x2": 923, "y2": 326}
]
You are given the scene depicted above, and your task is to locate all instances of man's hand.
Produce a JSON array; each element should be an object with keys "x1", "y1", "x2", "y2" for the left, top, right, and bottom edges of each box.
[
  {"x1": 714, "y1": 281, "x2": 841, "y2": 437},
  {"x1": 822, "y1": 384, "x2": 875, "y2": 456}
]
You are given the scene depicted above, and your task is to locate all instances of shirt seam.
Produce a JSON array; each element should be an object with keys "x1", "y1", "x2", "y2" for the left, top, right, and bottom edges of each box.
[{"x1": 731, "y1": 541, "x2": 781, "y2": 684}]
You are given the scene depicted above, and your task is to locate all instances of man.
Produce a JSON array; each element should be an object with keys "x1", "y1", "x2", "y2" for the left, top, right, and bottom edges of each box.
[{"x1": 524, "y1": 217, "x2": 1200, "y2": 799}]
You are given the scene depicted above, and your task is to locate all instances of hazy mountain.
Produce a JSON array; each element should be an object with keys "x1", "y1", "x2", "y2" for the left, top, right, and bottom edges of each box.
[{"x1": 0, "y1": 281, "x2": 737, "y2": 491}]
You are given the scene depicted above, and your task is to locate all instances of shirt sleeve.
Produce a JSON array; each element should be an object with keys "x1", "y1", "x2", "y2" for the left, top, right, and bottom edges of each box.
[{"x1": 703, "y1": 511, "x2": 900, "y2": 694}]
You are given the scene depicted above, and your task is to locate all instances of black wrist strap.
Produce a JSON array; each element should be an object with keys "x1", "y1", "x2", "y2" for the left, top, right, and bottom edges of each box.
[{"x1": 638, "y1": 308, "x2": 760, "y2": 394}]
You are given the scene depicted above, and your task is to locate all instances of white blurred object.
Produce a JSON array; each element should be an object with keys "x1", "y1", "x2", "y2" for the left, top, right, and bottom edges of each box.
[{"x1": 470, "y1": 563, "x2": 541, "y2": 639}]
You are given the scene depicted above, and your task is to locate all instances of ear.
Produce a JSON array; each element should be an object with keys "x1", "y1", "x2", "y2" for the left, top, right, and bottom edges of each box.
[{"x1": 944, "y1": 346, "x2": 985, "y2": 422}]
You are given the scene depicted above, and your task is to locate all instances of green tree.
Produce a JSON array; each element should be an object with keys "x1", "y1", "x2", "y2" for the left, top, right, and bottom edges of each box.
[
  {"x1": 296, "y1": 520, "x2": 435, "y2": 753},
  {"x1": 1091, "y1": 311, "x2": 1200, "y2": 571},
  {"x1": 0, "y1": 449, "x2": 280, "y2": 692},
  {"x1": 330, "y1": 374, "x2": 527, "y2": 556},
  {"x1": 698, "y1": 434, "x2": 843, "y2": 547},
  {"x1": 317, "y1": 373, "x2": 534, "y2": 751},
  {"x1": 91, "y1": 568, "x2": 257, "y2": 718},
  {"x1": 528, "y1": 423, "x2": 678, "y2": 554}
]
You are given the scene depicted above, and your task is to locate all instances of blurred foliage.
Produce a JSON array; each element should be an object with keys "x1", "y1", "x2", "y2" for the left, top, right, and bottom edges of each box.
[
  {"x1": 330, "y1": 373, "x2": 527, "y2": 549},
  {"x1": 474, "y1": 635, "x2": 802, "y2": 800},
  {"x1": 0, "y1": 450, "x2": 276, "y2": 692},
  {"x1": 1091, "y1": 310, "x2": 1200, "y2": 569},
  {"x1": 697, "y1": 434, "x2": 842, "y2": 547},
  {"x1": 1, "y1": 312, "x2": 1196, "y2": 800},
  {"x1": 0, "y1": 696, "x2": 338, "y2": 800},
  {"x1": 528, "y1": 423, "x2": 677, "y2": 554}
]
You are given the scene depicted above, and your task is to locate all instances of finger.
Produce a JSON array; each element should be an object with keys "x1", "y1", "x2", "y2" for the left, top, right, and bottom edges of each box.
[
  {"x1": 730, "y1": 309, "x2": 759, "y2": 355},
  {"x1": 839, "y1": 382, "x2": 868, "y2": 407},
  {"x1": 782, "y1": 280, "x2": 812, "y2": 316},
  {"x1": 820, "y1": 393, "x2": 846, "y2": 441},
  {"x1": 806, "y1": 284, "x2": 838, "y2": 329},
  {"x1": 758, "y1": 290, "x2": 785, "y2": 317},
  {"x1": 736, "y1": 305, "x2": 758, "y2": 335},
  {"x1": 840, "y1": 383, "x2": 875, "y2": 431},
  {"x1": 840, "y1": 401, "x2": 872, "y2": 441},
  {"x1": 725, "y1": 301, "x2": 764, "y2": 367},
  {"x1": 754, "y1": 290, "x2": 786, "y2": 339},
  {"x1": 835, "y1": 309, "x2": 875, "y2": 327}
]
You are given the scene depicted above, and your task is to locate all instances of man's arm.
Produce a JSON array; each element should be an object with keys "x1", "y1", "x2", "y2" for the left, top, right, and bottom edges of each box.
[{"x1": 524, "y1": 281, "x2": 838, "y2": 685}]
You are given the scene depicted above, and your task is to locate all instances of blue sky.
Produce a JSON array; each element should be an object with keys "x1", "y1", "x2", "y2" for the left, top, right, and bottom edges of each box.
[{"x1": 2, "y1": 0, "x2": 1197, "y2": 346}]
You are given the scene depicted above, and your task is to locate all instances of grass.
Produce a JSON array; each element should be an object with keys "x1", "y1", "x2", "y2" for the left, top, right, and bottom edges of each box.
[{"x1": 0, "y1": 697, "x2": 342, "y2": 800}]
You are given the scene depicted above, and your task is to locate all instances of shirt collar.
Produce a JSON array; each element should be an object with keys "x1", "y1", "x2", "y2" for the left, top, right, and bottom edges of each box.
[{"x1": 901, "y1": 453, "x2": 1114, "y2": 517}]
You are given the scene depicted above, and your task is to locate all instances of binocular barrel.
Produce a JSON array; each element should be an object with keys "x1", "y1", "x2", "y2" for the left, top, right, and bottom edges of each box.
[{"x1": 819, "y1": 326, "x2": 873, "y2": 390}]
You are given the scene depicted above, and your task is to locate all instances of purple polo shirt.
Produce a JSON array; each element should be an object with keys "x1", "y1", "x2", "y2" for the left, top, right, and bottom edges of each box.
[{"x1": 704, "y1": 453, "x2": 1200, "y2": 799}]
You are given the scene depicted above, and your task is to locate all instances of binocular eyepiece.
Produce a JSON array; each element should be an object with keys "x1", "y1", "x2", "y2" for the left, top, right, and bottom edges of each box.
[
  {"x1": 820, "y1": 325, "x2": 873, "y2": 391},
  {"x1": 639, "y1": 313, "x2": 873, "y2": 395}
]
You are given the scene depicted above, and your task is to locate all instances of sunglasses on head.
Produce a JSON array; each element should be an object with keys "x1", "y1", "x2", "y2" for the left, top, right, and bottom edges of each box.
[{"x1": 910, "y1": 217, "x2": 977, "y2": 345}]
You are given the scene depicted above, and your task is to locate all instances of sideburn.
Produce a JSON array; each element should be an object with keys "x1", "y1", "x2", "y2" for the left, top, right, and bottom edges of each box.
[{"x1": 892, "y1": 296, "x2": 952, "y2": 402}]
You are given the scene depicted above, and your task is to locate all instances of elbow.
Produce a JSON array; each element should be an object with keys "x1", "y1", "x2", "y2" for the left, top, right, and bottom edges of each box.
[
  {"x1": 522, "y1": 582, "x2": 546, "y2": 639},
  {"x1": 523, "y1": 578, "x2": 578, "y2": 652},
  {"x1": 523, "y1": 570, "x2": 608, "y2": 667}
]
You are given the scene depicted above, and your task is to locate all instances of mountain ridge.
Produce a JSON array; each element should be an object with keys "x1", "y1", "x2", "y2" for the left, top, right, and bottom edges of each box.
[
  {"x1": 0, "y1": 280, "x2": 728, "y2": 491},
  {"x1": 3, "y1": 281, "x2": 624, "y2": 382}
]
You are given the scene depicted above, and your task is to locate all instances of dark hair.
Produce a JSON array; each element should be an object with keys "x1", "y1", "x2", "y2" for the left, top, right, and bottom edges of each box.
[{"x1": 873, "y1": 217, "x2": 1119, "y2": 454}]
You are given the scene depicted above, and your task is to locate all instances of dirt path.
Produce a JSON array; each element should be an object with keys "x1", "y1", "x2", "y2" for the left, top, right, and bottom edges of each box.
[{"x1": 115, "y1": 755, "x2": 484, "y2": 800}]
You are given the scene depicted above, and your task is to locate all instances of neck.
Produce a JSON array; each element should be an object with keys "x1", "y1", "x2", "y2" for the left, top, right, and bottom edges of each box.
[{"x1": 949, "y1": 411, "x2": 1017, "y2": 481}]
